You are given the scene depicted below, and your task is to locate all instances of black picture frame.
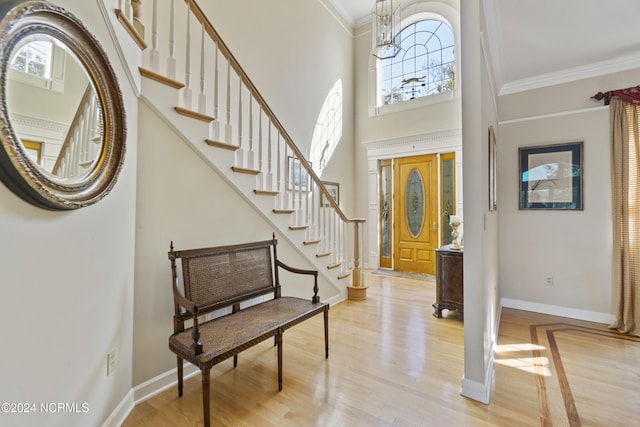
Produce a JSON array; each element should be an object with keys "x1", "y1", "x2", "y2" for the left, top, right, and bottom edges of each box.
[
  {"x1": 321, "y1": 181, "x2": 339, "y2": 207},
  {"x1": 519, "y1": 141, "x2": 583, "y2": 210}
]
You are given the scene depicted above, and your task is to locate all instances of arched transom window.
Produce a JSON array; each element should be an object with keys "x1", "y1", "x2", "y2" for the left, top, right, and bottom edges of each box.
[{"x1": 380, "y1": 18, "x2": 455, "y2": 105}]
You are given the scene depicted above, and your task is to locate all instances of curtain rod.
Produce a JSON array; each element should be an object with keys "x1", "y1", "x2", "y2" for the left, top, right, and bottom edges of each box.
[
  {"x1": 591, "y1": 85, "x2": 640, "y2": 106},
  {"x1": 591, "y1": 91, "x2": 613, "y2": 105}
]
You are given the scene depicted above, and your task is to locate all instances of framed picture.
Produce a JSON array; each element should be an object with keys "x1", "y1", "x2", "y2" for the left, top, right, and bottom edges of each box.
[
  {"x1": 321, "y1": 181, "x2": 339, "y2": 207},
  {"x1": 519, "y1": 141, "x2": 583, "y2": 210},
  {"x1": 488, "y1": 126, "x2": 497, "y2": 211},
  {"x1": 287, "y1": 156, "x2": 311, "y2": 191}
]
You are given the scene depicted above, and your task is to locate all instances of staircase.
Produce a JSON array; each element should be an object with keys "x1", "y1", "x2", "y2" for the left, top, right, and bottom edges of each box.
[
  {"x1": 52, "y1": 85, "x2": 102, "y2": 178},
  {"x1": 114, "y1": 0, "x2": 365, "y2": 296}
]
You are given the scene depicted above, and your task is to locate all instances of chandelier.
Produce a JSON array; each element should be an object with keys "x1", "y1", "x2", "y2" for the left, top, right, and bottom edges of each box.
[{"x1": 371, "y1": 0, "x2": 401, "y2": 59}]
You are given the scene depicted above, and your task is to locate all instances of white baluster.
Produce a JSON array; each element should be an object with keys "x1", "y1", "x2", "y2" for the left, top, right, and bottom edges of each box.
[
  {"x1": 183, "y1": 7, "x2": 192, "y2": 109},
  {"x1": 256, "y1": 110, "x2": 264, "y2": 189},
  {"x1": 198, "y1": 24, "x2": 206, "y2": 114},
  {"x1": 224, "y1": 61, "x2": 232, "y2": 144},
  {"x1": 167, "y1": 0, "x2": 176, "y2": 79},
  {"x1": 235, "y1": 80, "x2": 244, "y2": 167},
  {"x1": 211, "y1": 42, "x2": 219, "y2": 140},
  {"x1": 276, "y1": 133, "x2": 283, "y2": 208},
  {"x1": 297, "y1": 155, "x2": 303, "y2": 226},
  {"x1": 149, "y1": 0, "x2": 159, "y2": 72},
  {"x1": 246, "y1": 93, "x2": 254, "y2": 170},
  {"x1": 308, "y1": 181, "x2": 316, "y2": 242},
  {"x1": 267, "y1": 122, "x2": 274, "y2": 191}
]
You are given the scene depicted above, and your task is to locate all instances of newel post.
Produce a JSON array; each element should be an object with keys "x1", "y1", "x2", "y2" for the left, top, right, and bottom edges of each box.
[{"x1": 347, "y1": 221, "x2": 369, "y2": 300}]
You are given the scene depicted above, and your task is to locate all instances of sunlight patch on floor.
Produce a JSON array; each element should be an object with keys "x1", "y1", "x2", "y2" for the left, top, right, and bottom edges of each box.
[
  {"x1": 495, "y1": 342, "x2": 551, "y2": 376},
  {"x1": 495, "y1": 356, "x2": 551, "y2": 376}
]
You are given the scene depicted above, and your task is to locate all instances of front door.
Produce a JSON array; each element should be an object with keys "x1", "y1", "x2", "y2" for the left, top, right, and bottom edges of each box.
[{"x1": 394, "y1": 154, "x2": 439, "y2": 274}]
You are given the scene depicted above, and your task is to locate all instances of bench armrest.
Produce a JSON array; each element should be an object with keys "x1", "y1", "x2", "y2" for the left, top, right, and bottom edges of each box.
[
  {"x1": 173, "y1": 280, "x2": 197, "y2": 314},
  {"x1": 172, "y1": 277, "x2": 203, "y2": 355},
  {"x1": 275, "y1": 259, "x2": 321, "y2": 303},
  {"x1": 275, "y1": 259, "x2": 318, "y2": 277}
]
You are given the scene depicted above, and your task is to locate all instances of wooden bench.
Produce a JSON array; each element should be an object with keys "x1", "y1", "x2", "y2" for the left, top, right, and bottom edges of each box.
[{"x1": 168, "y1": 234, "x2": 329, "y2": 427}]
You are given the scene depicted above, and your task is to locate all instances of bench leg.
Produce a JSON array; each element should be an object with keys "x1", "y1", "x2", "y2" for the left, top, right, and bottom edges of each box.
[
  {"x1": 202, "y1": 367, "x2": 211, "y2": 427},
  {"x1": 233, "y1": 354, "x2": 238, "y2": 368},
  {"x1": 176, "y1": 356, "x2": 184, "y2": 397},
  {"x1": 324, "y1": 309, "x2": 329, "y2": 358},
  {"x1": 277, "y1": 332, "x2": 283, "y2": 391}
]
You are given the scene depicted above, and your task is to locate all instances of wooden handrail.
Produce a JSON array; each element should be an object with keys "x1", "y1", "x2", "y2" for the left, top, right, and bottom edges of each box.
[
  {"x1": 185, "y1": 0, "x2": 364, "y2": 225},
  {"x1": 52, "y1": 84, "x2": 96, "y2": 176}
]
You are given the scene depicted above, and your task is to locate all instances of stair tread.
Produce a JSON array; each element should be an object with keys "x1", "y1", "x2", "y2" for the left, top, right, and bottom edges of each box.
[
  {"x1": 273, "y1": 209, "x2": 295, "y2": 214},
  {"x1": 206, "y1": 139, "x2": 239, "y2": 151},
  {"x1": 139, "y1": 67, "x2": 184, "y2": 89},
  {"x1": 175, "y1": 106, "x2": 216, "y2": 123},
  {"x1": 289, "y1": 225, "x2": 309, "y2": 230},
  {"x1": 254, "y1": 189, "x2": 279, "y2": 196},
  {"x1": 231, "y1": 166, "x2": 260, "y2": 175},
  {"x1": 303, "y1": 240, "x2": 320, "y2": 245}
]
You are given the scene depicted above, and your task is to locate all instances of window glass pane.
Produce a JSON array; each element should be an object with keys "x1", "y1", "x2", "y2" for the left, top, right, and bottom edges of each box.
[
  {"x1": 11, "y1": 40, "x2": 52, "y2": 78},
  {"x1": 426, "y1": 35, "x2": 443, "y2": 52},
  {"x1": 381, "y1": 164, "x2": 391, "y2": 257},
  {"x1": 378, "y1": 18, "x2": 455, "y2": 106},
  {"x1": 442, "y1": 46, "x2": 455, "y2": 63}
]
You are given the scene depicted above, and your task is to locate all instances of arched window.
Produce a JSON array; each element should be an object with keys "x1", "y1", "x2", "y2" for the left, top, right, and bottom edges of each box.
[
  {"x1": 380, "y1": 18, "x2": 455, "y2": 105},
  {"x1": 310, "y1": 79, "x2": 343, "y2": 177}
]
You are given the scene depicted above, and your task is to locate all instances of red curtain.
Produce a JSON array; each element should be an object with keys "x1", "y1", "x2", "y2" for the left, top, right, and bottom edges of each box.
[
  {"x1": 611, "y1": 86, "x2": 640, "y2": 104},
  {"x1": 592, "y1": 85, "x2": 640, "y2": 105}
]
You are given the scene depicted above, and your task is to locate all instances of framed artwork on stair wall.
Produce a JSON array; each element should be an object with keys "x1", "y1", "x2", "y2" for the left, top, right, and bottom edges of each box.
[
  {"x1": 287, "y1": 156, "x2": 311, "y2": 191},
  {"x1": 321, "y1": 181, "x2": 339, "y2": 207}
]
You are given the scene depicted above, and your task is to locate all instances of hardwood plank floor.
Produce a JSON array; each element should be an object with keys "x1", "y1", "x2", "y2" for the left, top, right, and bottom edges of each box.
[{"x1": 123, "y1": 271, "x2": 640, "y2": 426}]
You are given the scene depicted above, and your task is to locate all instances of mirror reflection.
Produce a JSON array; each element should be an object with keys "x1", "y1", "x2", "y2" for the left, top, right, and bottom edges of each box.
[{"x1": 6, "y1": 33, "x2": 103, "y2": 183}]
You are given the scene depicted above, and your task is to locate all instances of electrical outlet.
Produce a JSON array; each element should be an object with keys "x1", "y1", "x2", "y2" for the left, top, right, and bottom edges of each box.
[
  {"x1": 107, "y1": 348, "x2": 117, "y2": 376},
  {"x1": 544, "y1": 275, "x2": 554, "y2": 286}
]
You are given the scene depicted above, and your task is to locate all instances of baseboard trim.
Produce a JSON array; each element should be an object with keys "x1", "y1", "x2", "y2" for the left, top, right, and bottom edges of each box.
[
  {"x1": 460, "y1": 359, "x2": 494, "y2": 404},
  {"x1": 133, "y1": 363, "x2": 201, "y2": 404},
  {"x1": 100, "y1": 389, "x2": 134, "y2": 427},
  {"x1": 501, "y1": 298, "x2": 615, "y2": 325}
]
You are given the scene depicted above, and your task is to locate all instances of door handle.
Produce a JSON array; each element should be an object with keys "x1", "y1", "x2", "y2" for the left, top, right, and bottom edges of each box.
[{"x1": 433, "y1": 221, "x2": 438, "y2": 231}]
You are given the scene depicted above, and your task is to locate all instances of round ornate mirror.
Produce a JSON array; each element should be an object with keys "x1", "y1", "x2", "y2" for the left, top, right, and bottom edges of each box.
[{"x1": 0, "y1": 1, "x2": 126, "y2": 210}]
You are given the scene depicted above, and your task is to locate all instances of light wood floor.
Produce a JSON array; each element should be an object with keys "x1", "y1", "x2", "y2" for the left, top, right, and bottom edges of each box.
[{"x1": 123, "y1": 271, "x2": 640, "y2": 426}]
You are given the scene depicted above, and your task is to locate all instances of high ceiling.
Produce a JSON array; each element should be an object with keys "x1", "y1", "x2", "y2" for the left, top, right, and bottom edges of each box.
[{"x1": 332, "y1": 0, "x2": 640, "y2": 94}]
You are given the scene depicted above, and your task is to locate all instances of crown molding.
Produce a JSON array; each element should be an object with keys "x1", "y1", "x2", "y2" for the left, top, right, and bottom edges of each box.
[{"x1": 499, "y1": 51, "x2": 640, "y2": 96}]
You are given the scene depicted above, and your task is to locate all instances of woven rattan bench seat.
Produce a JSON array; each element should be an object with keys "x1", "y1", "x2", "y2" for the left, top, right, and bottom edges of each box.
[
  {"x1": 170, "y1": 296, "x2": 328, "y2": 369},
  {"x1": 168, "y1": 236, "x2": 329, "y2": 427}
]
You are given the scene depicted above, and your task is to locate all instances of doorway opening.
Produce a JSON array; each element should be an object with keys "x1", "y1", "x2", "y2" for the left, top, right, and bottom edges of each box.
[{"x1": 378, "y1": 153, "x2": 457, "y2": 274}]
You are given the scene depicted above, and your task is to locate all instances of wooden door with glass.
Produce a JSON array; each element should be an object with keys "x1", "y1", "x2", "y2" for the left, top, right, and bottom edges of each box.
[{"x1": 394, "y1": 154, "x2": 439, "y2": 273}]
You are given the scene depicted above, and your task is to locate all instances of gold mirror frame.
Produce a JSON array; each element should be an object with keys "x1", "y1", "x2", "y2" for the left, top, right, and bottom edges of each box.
[{"x1": 0, "y1": 1, "x2": 126, "y2": 210}]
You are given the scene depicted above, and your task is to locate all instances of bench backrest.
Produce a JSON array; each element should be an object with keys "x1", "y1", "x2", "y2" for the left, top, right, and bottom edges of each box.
[{"x1": 170, "y1": 239, "x2": 276, "y2": 315}]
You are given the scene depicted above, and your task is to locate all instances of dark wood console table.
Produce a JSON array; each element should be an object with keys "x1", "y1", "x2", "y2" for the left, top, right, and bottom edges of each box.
[{"x1": 432, "y1": 244, "x2": 463, "y2": 318}]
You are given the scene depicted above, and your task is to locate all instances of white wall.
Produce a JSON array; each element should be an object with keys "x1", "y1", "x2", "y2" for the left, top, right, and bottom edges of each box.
[
  {"x1": 197, "y1": 0, "x2": 357, "y2": 217},
  {"x1": 131, "y1": 0, "x2": 356, "y2": 393},
  {"x1": 132, "y1": 101, "x2": 336, "y2": 388},
  {"x1": 0, "y1": 1, "x2": 138, "y2": 426},
  {"x1": 498, "y1": 108, "x2": 614, "y2": 320},
  {"x1": 494, "y1": 40, "x2": 640, "y2": 324},
  {"x1": 457, "y1": 0, "x2": 500, "y2": 404}
]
